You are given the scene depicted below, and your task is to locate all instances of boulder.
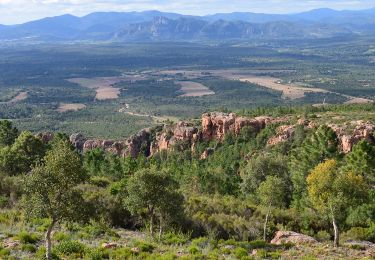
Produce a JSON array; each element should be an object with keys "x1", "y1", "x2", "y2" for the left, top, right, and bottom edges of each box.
[{"x1": 271, "y1": 231, "x2": 317, "y2": 245}]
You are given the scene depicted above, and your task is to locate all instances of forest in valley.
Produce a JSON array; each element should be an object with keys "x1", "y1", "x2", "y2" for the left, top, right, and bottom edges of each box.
[{"x1": 0, "y1": 104, "x2": 374, "y2": 259}]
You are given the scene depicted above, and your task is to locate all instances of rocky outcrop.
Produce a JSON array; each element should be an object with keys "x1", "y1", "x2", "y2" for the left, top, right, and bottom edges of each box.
[
  {"x1": 330, "y1": 121, "x2": 375, "y2": 153},
  {"x1": 267, "y1": 125, "x2": 295, "y2": 146},
  {"x1": 201, "y1": 112, "x2": 274, "y2": 141},
  {"x1": 271, "y1": 231, "x2": 317, "y2": 245},
  {"x1": 68, "y1": 113, "x2": 285, "y2": 158},
  {"x1": 151, "y1": 122, "x2": 199, "y2": 155},
  {"x1": 82, "y1": 139, "x2": 125, "y2": 156},
  {"x1": 202, "y1": 112, "x2": 236, "y2": 140},
  {"x1": 70, "y1": 129, "x2": 150, "y2": 158},
  {"x1": 123, "y1": 129, "x2": 151, "y2": 157},
  {"x1": 70, "y1": 133, "x2": 87, "y2": 152}
]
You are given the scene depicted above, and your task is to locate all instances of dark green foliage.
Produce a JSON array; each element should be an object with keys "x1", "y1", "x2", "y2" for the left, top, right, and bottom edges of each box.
[
  {"x1": 18, "y1": 231, "x2": 39, "y2": 244},
  {"x1": 54, "y1": 240, "x2": 86, "y2": 256},
  {"x1": 341, "y1": 140, "x2": 375, "y2": 185},
  {"x1": 290, "y1": 125, "x2": 338, "y2": 207},
  {"x1": 241, "y1": 154, "x2": 290, "y2": 200},
  {"x1": 0, "y1": 131, "x2": 46, "y2": 176},
  {"x1": 125, "y1": 169, "x2": 184, "y2": 236},
  {"x1": 0, "y1": 120, "x2": 19, "y2": 147}
]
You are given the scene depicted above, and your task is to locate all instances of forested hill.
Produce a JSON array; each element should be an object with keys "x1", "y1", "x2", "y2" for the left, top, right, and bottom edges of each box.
[{"x1": 0, "y1": 104, "x2": 375, "y2": 259}]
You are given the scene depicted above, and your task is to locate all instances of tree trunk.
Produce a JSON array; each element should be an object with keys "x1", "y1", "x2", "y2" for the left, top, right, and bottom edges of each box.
[
  {"x1": 332, "y1": 216, "x2": 339, "y2": 247},
  {"x1": 158, "y1": 218, "x2": 163, "y2": 241},
  {"x1": 45, "y1": 220, "x2": 55, "y2": 260},
  {"x1": 263, "y1": 208, "x2": 270, "y2": 241},
  {"x1": 150, "y1": 214, "x2": 154, "y2": 237}
]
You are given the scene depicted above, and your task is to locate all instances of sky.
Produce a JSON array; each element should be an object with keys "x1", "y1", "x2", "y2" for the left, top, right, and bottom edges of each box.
[{"x1": 0, "y1": 0, "x2": 374, "y2": 25}]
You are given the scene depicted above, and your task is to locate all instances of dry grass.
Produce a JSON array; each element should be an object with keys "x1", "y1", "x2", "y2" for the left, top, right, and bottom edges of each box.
[
  {"x1": 57, "y1": 103, "x2": 86, "y2": 113},
  {"x1": 177, "y1": 81, "x2": 215, "y2": 97}
]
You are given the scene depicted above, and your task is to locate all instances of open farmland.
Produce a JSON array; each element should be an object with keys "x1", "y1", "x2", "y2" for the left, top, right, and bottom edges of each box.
[
  {"x1": 67, "y1": 77, "x2": 122, "y2": 100},
  {"x1": 177, "y1": 81, "x2": 215, "y2": 97}
]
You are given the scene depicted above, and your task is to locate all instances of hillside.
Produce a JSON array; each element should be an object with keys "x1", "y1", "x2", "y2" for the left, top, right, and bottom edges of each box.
[
  {"x1": 1, "y1": 104, "x2": 375, "y2": 259},
  {"x1": 1, "y1": 8, "x2": 375, "y2": 42}
]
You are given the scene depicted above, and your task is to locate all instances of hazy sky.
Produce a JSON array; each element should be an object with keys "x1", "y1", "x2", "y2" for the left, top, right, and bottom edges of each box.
[{"x1": 0, "y1": 0, "x2": 374, "y2": 25}]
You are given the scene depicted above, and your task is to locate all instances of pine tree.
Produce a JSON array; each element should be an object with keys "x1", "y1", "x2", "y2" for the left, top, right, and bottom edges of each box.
[{"x1": 290, "y1": 125, "x2": 338, "y2": 207}]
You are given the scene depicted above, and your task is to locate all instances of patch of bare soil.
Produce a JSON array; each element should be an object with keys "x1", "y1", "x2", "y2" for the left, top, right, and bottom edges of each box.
[
  {"x1": 177, "y1": 81, "x2": 215, "y2": 97},
  {"x1": 5, "y1": 91, "x2": 28, "y2": 103},
  {"x1": 58, "y1": 103, "x2": 86, "y2": 113},
  {"x1": 67, "y1": 77, "x2": 122, "y2": 100},
  {"x1": 344, "y1": 96, "x2": 373, "y2": 104},
  {"x1": 237, "y1": 76, "x2": 329, "y2": 99}
]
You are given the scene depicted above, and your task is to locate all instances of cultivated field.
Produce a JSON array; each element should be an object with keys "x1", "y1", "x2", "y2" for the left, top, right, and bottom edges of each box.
[
  {"x1": 236, "y1": 76, "x2": 327, "y2": 99},
  {"x1": 67, "y1": 77, "x2": 122, "y2": 100},
  {"x1": 177, "y1": 81, "x2": 215, "y2": 97}
]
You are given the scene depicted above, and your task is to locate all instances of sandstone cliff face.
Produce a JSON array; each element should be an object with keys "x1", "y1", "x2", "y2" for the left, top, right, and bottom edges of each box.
[
  {"x1": 151, "y1": 122, "x2": 199, "y2": 155},
  {"x1": 330, "y1": 121, "x2": 375, "y2": 153},
  {"x1": 67, "y1": 113, "x2": 375, "y2": 158},
  {"x1": 201, "y1": 112, "x2": 272, "y2": 141},
  {"x1": 69, "y1": 129, "x2": 151, "y2": 158},
  {"x1": 267, "y1": 125, "x2": 296, "y2": 146}
]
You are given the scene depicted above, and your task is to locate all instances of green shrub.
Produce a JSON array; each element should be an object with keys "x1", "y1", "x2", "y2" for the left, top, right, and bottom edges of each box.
[
  {"x1": 0, "y1": 247, "x2": 10, "y2": 258},
  {"x1": 55, "y1": 240, "x2": 86, "y2": 256},
  {"x1": 191, "y1": 237, "x2": 209, "y2": 248},
  {"x1": 341, "y1": 227, "x2": 367, "y2": 241},
  {"x1": 348, "y1": 244, "x2": 367, "y2": 250},
  {"x1": 188, "y1": 246, "x2": 200, "y2": 254},
  {"x1": 135, "y1": 241, "x2": 155, "y2": 253},
  {"x1": 54, "y1": 231, "x2": 69, "y2": 242},
  {"x1": 0, "y1": 196, "x2": 9, "y2": 208},
  {"x1": 109, "y1": 247, "x2": 132, "y2": 258},
  {"x1": 249, "y1": 240, "x2": 268, "y2": 249},
  {"x1": 315, "y1": 230, "x2": 331, "y2": 242},
  {"x1": 90, "y1": 176, "x2": 111, "y2": 187},
  {"x1": 268, "y1": 250, "x2": 282, "y2": 259},
  {"x1": 85, "y1": 248, "x2": 110, "y2": 260},
  {"x1": 162, "y1": 231, "x2": 190, "y2": 245},
  {"x1": 22, "y1": 243, "x2": 37, "y2": 253},
  {"x1": 17, "y1": 231, "x2": 39, "y2": 244},
  {"x1": 234, "y1": 247, "x2": 248, "y2": 258},
  {"x1": 36, "y1": 246, "x2": 60, "y2": 260}
]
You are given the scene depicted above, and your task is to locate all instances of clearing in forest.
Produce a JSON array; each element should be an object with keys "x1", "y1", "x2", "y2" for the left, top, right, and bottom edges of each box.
[
  {"x1": 58, "y1": 103, "x2": 86, "y2": 113},
  {"x1": 5, "y1": 91, "x2": 28, "y2": 103},
  {"x1": 177, "y1": 81, "x2": 215, "y2": 97},
  {"x1": 67, "y1": 77, "x2": 122, "y2": 100}
]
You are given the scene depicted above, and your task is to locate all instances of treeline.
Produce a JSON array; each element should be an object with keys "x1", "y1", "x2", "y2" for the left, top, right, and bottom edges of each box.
[{"x1": 0, "y1": 117, "x2": 374, "y2": 259}]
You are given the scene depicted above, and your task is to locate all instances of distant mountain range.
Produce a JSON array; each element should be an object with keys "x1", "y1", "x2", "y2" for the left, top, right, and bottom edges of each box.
[{"x1": 1, "y1": 8, "x2": 375, "y2": 42}]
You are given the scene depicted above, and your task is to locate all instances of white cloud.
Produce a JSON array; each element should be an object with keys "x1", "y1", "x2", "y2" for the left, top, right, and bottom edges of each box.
[{"x1": 0, "y1": 0, "x2": 374, "y2": 24}]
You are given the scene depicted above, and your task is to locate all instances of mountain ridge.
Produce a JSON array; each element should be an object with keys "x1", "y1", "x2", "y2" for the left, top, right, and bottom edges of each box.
[{"x1": 1, "y1": 8, "x2": 375, "y2": 42}]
